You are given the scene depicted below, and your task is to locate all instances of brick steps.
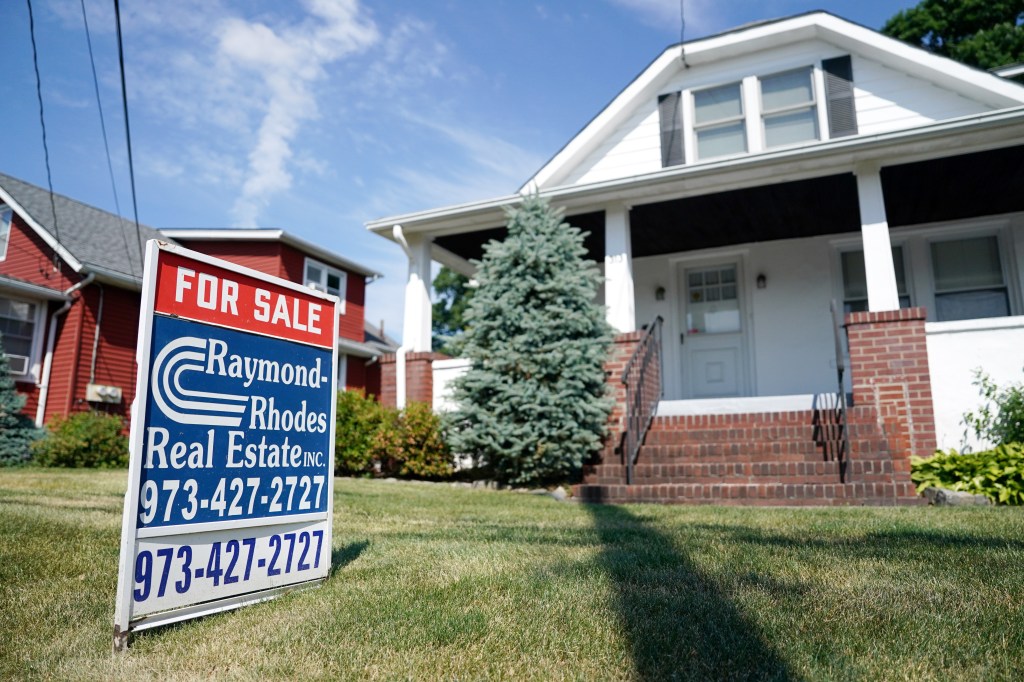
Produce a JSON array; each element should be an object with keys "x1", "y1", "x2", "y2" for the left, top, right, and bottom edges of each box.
[
  {"x1": 572, "y1": 481, "x2": 924, "y2": 506},
  {"x1": 582, "y1": 459, "x2": 895, "y2": 486}
]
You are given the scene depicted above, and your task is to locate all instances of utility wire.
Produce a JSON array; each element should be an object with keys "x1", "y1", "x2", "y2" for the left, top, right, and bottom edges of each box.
[
  {"x1": 679, "y1": 0, "x2": 689, "y2": 67},
  {"x1": 113, "y1": 0, "x2": 145, "y2": 269},
  {"x1": 80, "y1": 0, "x2": 135, "y2": 278},
  {"x1": 26, "y1": 0, "x2": 62, "y2": 267}
]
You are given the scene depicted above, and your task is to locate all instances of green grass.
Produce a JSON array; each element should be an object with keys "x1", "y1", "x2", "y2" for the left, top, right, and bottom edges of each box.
[{"x1": 2, "y1": 469, "x2": 1023, "y2": 680}]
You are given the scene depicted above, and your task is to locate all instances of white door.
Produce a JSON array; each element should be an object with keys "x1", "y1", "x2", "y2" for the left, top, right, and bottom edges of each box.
[{"x1": 678, "y1": 262, "x2": 748, "y2": 399}]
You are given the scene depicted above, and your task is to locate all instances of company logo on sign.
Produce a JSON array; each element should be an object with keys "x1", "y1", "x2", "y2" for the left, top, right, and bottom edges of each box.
[{"x1": 151, "y1": 337, "x2": 248, "y2": 427}]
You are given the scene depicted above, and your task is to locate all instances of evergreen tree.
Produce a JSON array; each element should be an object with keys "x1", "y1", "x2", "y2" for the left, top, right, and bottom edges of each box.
[
  {"x1": 450, "y1": 195, "x2": 612, "y2": 486},
  {"x1": 0, "y1": 335, "x2": 41, "y2": 465},
  {"x1": 883, "y1": 0, "x2": 1024, "y2": 71}
]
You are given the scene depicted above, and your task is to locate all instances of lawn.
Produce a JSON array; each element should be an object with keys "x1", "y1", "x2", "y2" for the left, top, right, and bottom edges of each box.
[{"x1": 1, "y1": 469, "x2": 1023, "y2": 680}]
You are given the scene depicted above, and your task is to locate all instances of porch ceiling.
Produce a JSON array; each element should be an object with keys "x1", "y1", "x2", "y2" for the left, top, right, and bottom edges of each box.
[
  {"x1": 434, "y1": 211, "x2": 606, "y2": 263},
  {"x1": 882, "y1": 145, "x2": 1024, "y2": 227},
  {"x1": 629, "y1": 174, "x2": 860, "y2": 258}
]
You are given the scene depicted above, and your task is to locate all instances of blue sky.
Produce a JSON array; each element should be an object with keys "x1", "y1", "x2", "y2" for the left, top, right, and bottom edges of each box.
[{"x1": 2, "y1": 0, "x2": 918, "y2": 342}]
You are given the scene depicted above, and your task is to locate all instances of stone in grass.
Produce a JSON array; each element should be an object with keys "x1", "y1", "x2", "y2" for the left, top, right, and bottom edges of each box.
[
  {"x1": 550, "y1": 486, "x2": 568, "y2": 502},
  {"x1": 923, "y1": 487, "x2": 992, "y2": 506}
]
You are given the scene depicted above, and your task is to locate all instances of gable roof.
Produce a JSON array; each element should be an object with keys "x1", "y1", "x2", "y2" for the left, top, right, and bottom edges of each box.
[
  {"x1": 523, "y1": 11, "x2": 1024, "y2": 191},
  {"x1": 0, "y1": 172, "x2": 165, "y2": 288}
]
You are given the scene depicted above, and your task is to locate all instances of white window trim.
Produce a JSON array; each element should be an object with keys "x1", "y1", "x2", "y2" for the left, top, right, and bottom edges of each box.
[
  {"x1": 337, "y1": 353, "x2": 348, "y2": 390},
  {"x1": 304, "y1": 257, "x2": 347, "y2": 315},
  {"x1": 0, "y1": 294, "x2": 46, "y2": 383},
  {"x1": 757, "y1": 66, "x2": 820, "y2": 151},
  {"x1": 691, "y1": 80, "x2": 748, "y2": 162},
  {"x1": 0, "y1": 205, "x2": 12, "y2": 262},
  {"x1": 830, "y1": 216, "x2": 1020, "y2": 321}
]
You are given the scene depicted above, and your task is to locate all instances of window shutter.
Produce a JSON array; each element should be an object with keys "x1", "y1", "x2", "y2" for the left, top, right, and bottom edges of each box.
[
  {"x1": 658, "y1": 92, "x2": 684, "y2": 167},
  {"x1": 822, "y1": 55, "x2": 858, "y2": 138}
]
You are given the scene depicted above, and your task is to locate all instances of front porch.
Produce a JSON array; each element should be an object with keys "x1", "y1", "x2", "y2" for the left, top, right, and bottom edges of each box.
[{"x1": 370, "y1": 117, "x2": 1024, "y2": 505}]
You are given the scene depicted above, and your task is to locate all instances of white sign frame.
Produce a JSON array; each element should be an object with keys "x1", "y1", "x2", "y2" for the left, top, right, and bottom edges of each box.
[{"x1": 113, "y1": 241, "x2": 338, "y2": 650}]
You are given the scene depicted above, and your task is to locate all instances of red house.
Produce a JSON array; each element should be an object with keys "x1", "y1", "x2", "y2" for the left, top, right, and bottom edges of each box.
[{"x1": 0, "y1": 172, "x2": 393, "y2": 428}]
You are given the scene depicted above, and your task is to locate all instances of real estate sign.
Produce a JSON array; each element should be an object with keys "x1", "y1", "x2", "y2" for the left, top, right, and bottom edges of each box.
[{"x1": 113, "y1": 241, "x2": 337, "y2": 649}]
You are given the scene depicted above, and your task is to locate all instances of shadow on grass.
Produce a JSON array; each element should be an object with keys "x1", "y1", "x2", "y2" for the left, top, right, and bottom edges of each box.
[
  {"x1": 587, "y1": 504, "x2": 797, "y2": 681},
  {"x1": 330, "y1": 540, "x2": 369, "y2": 576}
]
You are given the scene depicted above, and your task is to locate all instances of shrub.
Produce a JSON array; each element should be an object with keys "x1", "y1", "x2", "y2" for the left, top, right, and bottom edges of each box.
[
  {"x1": 911, "y1": 444, "x2": 1024, "y2": 505},
  {"x1": 334, "y1": 390, "x2": 386, "y2": 476},
  {"x1": 335, "y1": 393, "x2": 453, "y2": 479},
  {"x1": 32, "y1": 410, "x2": 128, "y2": 468},
  {"x1": 962, "y1": 368, "x2": 1024, "y2": 449}
]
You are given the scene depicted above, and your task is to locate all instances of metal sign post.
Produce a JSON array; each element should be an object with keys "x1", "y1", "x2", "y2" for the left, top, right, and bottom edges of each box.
[{"x1": 113, "y1": 241, "x2": 338, "y2": 650}]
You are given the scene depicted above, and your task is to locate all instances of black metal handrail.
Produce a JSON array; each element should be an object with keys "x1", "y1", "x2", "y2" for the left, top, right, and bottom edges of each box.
[
  {"x1": 829, "y1": 300, "x2": 851, "y2": 482},
  {"x1": 621, "y1": 316, "x2": 664, "y2": 484}
]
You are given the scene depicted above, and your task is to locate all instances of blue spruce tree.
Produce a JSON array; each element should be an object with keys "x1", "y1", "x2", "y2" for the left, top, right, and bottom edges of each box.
[
  {"x1": 451, "y1": 195, "x2": 612, "y2": 485},
  {"x1": 0, "y1": 335, "x2": 40, "y2": 465}
]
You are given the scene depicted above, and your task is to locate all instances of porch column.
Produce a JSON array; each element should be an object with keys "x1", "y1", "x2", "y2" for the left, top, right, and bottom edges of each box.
[
  {"x1": 402, "y1": 233, "x2": 433, "y2": 352},
  {"x1": 604, "y1": 203, "x2": 636, "y2": 333},
  {"x1": 854, "y1": 163, "x2": 900, "y2": 311}
]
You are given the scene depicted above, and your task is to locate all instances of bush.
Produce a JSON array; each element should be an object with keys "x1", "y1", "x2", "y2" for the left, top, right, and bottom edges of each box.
[
  {"x1": 32, "y1": 410, "x2": 128, "y2": 468},
  {"x1": 335, "y1": 392, "x2": 453, "y2": 479},
  {"x1": 334, "y1": 390, "x2": 386, "y2": 476},
  {"x1": 911, "y1": 444, "x2": 1024, "y2": 505},
  {"x1": 962, "y1": 368, "x2": 1024, "y2": 449}
]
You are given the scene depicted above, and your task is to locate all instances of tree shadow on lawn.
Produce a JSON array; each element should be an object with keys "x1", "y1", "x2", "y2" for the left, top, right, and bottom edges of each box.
[{"x1": 587, "y1": 504, "x2": 798, "y2": 681}]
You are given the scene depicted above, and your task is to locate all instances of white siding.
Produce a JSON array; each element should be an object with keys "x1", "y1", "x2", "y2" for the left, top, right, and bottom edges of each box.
[
  {"x1": 556, "y1": 40, "x2": 995, "y2": 188},
  {"x1": 852, "y1": 55, "x2": 991, "y2": 135}
]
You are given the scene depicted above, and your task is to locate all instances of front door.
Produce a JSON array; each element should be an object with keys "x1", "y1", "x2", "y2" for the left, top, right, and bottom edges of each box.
[{"x1": 678, "y1": 262, "x2": 748, "y2": 398}]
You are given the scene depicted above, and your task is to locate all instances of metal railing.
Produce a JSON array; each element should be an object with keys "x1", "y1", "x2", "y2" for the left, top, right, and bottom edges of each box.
[
  {"x1": 827, "y1": 300, "x2": 851, "y2": 482},
  {"x1": 621, "y1": 316, "x2": 664, "y2": 484}
]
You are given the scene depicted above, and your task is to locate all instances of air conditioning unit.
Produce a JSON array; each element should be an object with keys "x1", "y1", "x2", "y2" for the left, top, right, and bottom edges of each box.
[
  {"x1": 6, "y1": 354, "x2": 29, "y2": 376},
  {"x1": 86, "y1": 383, "x2": 123, "y2": 404}
]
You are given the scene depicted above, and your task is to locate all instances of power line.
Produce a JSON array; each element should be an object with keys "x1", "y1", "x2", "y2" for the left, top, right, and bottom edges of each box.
[
  {"x1": 25, "y1": 0, "x2": 62, "y2": 267},
  {"x1": 80, "y1": 0, "x2": 135, "y2": 278},
  {"x1": 113, "y1": 0, "x2": 145, "y2": 269}
]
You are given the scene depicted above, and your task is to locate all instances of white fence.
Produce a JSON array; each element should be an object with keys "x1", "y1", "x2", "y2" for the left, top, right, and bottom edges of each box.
[
  {"x1": 432, "y1": 358, "x2": 471, "y2": 413},
  {"x1": 925, "y1": 316, "x2": 1024, "y2": 452}
]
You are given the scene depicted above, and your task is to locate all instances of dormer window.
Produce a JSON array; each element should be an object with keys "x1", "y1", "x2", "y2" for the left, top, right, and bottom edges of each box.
[
  {"x1": 304, "y1": 257, "x2": 347, "y2": 314},
  {"x1": 760, "y1": 67, "x2": 818, "y2": 148},
  {"x1": 693, "y1": 82, "x2": 747, "y2": 160}
]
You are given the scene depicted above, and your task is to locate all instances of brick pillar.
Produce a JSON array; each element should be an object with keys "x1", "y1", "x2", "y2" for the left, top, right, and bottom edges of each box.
[
  {"x1": 845, "y1": 308, "x2": 937, "y2": 466},
  {"x1": 378, "y1": 352, "x2": 449, "y2": 408},
  {"x1": 602, "y1": 331, "x2": 644, "y2": 459}
]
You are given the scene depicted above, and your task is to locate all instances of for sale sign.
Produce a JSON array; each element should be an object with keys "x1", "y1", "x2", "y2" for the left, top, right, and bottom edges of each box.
[{"x1": 113, "y1": 242, "x2": 337, "y2": 649}]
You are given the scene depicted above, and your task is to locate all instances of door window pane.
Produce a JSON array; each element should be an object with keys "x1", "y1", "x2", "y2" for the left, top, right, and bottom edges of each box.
[{"x1": 686, "y1": 266, "x2": 741, "y2": 334}]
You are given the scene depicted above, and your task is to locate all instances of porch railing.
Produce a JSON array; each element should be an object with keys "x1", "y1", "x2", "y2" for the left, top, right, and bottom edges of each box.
[
  {"x1": 621, "y1": 316, "x2": 664, "y2": 485},
  {"x1": 827, "y1": 300, "x2": 851, "y2": 482}
]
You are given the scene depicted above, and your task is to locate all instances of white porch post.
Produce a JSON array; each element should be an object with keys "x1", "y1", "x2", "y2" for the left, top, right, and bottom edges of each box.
[
  {"x1": 855, "y1": 163, "x2": 900, "y2": 311},
  {"x1": 402, "y1": 233, "x2": 433, "y2": 352},
  {"x1": 604, "y1": 203, "x2": 636, "y2": 333}
]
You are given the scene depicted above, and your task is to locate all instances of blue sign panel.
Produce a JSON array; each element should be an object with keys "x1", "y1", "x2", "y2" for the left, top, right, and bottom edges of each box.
[{"x1": 139, "y1": 315, "x2": 332, "y2": 528}]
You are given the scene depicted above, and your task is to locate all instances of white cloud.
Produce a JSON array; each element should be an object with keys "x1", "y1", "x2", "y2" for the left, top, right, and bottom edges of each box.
[{"x1": 218, "y1": 0, "x2": 379, "y2": 226}]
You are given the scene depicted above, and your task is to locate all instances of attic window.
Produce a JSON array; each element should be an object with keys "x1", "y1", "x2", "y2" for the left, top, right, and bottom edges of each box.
[
  {"x1": 760, "y1": 67, "x2": 818, "y2": 148},
  {"x1": 304, "y1": 258, "x2": 347, "y2": 315},
  {"x1": 0, "y1": 206, "x2": 12, "y2": 261},
  {"x1": 693, "y1": 82, "x2": 747, "y2": 160}
]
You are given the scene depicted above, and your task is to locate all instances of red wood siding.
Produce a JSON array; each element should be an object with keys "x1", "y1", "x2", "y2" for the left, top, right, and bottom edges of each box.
[
  {"x1": 345, "y1": 353, "x2": 366, "y2": 392},
  {"x1": 1, "y1": 213, "x2": 77, "y2": 290},
  {"x1": 340, "y1": 270, "x2": 364, "y2": 342},
  {"x1": 173, "y1": 240, "x2": 289, "y2": 280}
]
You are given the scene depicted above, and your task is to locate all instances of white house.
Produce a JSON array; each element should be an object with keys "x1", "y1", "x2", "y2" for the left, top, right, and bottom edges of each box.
[{"x1": 367, "y1": 12, "x2": 1024, "y2": 503}]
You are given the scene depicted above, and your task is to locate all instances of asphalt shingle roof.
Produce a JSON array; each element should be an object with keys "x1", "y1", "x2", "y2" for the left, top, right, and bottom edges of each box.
[{"x1": 0, "y1": 172, "x2": 167, "y2": 283}]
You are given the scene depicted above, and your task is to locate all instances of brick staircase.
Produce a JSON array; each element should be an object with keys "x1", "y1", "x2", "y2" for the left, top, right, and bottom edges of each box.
[{"x1": 574, "y1": 406, "x2": 923, "y2": 506}]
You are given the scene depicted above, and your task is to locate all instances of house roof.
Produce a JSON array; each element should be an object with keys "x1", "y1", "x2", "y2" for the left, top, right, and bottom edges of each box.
[
  {"x1": 159, "y1": 228, "x2": 382, "y2": 279},
  {"x1": 521, "y1": 11, "x2": 1024, "y2": 191},
  {"x1": 364, "y1": 320, "x2": 399, "y2": 353},
  {"x1": 0, "y1": 172, "x2": 166, "y2": 288}
]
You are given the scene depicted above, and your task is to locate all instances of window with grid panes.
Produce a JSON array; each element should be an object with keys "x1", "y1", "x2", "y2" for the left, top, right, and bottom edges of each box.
[
  {"x1": 0, "y1": 296, "x2": 37, "y2": 376},
  {"x1": 693, "y1": 82, "x2": 747, "y2": 160},
  {"x1": 760, "y1": 67, "x2": 819, "y2": 148},
  {"x1": 304, "y1": 258, "x2": 347, "y2": 314},
  {"x1": 931, "y1": 236, "x2": 1009, "y2": 321}
]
